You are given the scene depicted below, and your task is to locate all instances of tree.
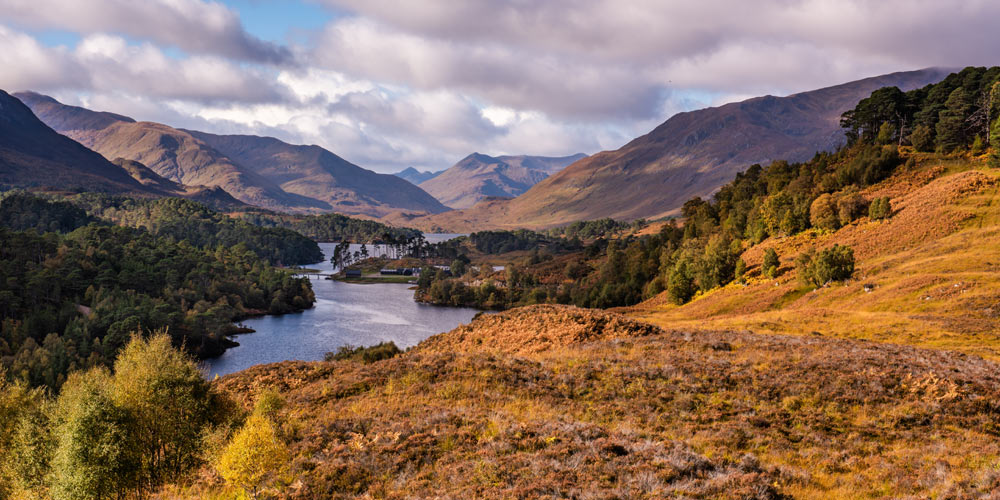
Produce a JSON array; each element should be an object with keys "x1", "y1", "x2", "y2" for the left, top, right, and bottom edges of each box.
[
  {"x1": 217, "y1": 411, "x2": 289, "y2": 499},
  {"x1": 836, "y1": 191, "x2": 867, "y2": 227},
  {"x1": 936, "y1": 87, "x2": 973, "y2": 152},
  {"x1": 111, "y1": 333, "x2": 216, "y2": 490},
  {"x1": 972, "y1": 134, "x2": 986, "y2": 155},
  {"x1": 869, "y1": 197, "x2": 892, "y2": 220},
  {"x1": 876, "y1": 122, "x2": 895, "y2": 145},
  {"x1": 910, "y1": 124, "x2": 935, "y2": 152},
  {"x1": 809, "y1": 193, "x2": 839, "y2": 230},
  {"x1": 991, "y1": 117, "x2": 1000, "y2": 167},
  {"x1": 796, "y1": 245, "x2": 855, "y2": 287},
  {"x1": 50, "y1": 368, "x2": 140, "y2": 500},
  {"x1": 762, "y1": 248, "x2": 780, "y2": 279},
  {"x1": 666, "y1": 260, "x2": 695, "y2": 305}
]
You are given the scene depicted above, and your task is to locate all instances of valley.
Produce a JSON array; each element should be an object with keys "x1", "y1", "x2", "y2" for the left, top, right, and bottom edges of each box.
[{"x1": 2, "y1": 61, "x2": 1000, "y2": 500}]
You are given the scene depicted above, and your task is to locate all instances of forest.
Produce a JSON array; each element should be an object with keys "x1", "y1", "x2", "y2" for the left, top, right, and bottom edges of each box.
[
  {"x1": 240, "y1": 211, "x2": 421, "y2": 244},
  {"x1": 0, "y1": 216, "x2": 314, "y2": 389},
  {"x1": 68, "y1": 194, "x2": 324, "y2": 266}
]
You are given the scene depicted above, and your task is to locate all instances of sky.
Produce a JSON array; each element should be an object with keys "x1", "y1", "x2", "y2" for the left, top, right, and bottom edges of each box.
[{"x1": 0, "y1": 0, "x2": 997, "y2": 173}]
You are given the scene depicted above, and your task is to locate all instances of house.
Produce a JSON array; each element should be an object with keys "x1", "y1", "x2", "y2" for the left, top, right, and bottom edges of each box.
[{"x1": 345, "y1": 269, "x2": 362, "y2": 278}]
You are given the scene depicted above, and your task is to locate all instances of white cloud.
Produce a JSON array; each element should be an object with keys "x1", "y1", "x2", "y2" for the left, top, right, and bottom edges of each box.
[{"x1": 0, "y1": 0, "x2": 289, "y2": 62}]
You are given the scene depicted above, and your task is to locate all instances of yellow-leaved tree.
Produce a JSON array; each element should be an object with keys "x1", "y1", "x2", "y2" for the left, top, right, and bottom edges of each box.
[{"x1": 216, "y1": 406, "x2": 289, "y2": 499}]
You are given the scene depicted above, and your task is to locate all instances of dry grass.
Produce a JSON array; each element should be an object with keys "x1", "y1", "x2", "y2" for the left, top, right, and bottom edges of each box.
[
  {"x1": 633, "y1": 159, "x2": 1000, "y2": 360},
  {"x1": 164, "y1": 305, "x2": 1000, "y2": 499}
]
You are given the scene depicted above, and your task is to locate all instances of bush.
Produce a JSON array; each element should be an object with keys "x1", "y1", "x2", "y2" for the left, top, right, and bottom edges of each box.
[{"x1": 796, "y1": 245, "x2": 855, "y2": 287}]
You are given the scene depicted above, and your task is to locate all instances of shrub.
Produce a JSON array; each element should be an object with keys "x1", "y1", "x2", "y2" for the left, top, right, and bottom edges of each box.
[
  {"x1": 971, "y1": 135, "x2": 986, "y2": 155},
  {"x1": 876, "y1": 122, "x2": 895, "y2": 145},
  {"x1": 734, "y1": 259, "x2": 747, "y2": 282},
  {"x1": 796, "y1": 245, "x2": 855, "y2": 287}
]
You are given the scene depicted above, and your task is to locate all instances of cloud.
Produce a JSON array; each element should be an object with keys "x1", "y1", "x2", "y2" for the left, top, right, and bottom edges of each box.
[
  {"x1": 0, "y1": 27, "x2": 288, "y2": 104},
  {"x1": 0, "y1": 0, "x2": 289, "y2": 63},
  {"x1": 313, "y1": 0, "x2": 1000, "y2": 120}
]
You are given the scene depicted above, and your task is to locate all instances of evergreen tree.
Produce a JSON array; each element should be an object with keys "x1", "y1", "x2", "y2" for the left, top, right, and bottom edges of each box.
[{"x1": 936, "y1": 88, "x2": 973, "y2": 152}]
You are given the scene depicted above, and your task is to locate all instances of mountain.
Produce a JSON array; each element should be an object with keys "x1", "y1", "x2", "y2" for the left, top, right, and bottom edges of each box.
[
  {"x1": 413, "y1": 68, "x2": 951, "y2": 230},
  {"x1": 183, "y1": 131, "x2": 449, "y2": 217},
  {"x1": 112, "y1": 158, "x2": 247, "y2": 210},
  {"x1": 395, "y1": 167, "x2": 442, "y2": 185},
  {"x1": 417, "y1": 152, "x2": 587, "y2": 209},
  {"x1": 0, "y1": 90, "x2": 154, "y2": 194},
  {"x1": 15, "y1": 93, "x2": 448, "y2": 217}
]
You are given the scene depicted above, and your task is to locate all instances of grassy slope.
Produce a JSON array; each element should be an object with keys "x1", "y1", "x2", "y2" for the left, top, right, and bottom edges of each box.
[
  {"x1": 630, "y1": 153, "x2": 1000, "y2": 360},
  {"x1": 168, "y1": 306, "x2": 1000, "y2": 499}
]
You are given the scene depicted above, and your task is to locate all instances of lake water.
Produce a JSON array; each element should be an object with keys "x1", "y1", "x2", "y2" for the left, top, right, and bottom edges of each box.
[{"x1": 204, "y1": 235, "x2": 476, "y2": 378}]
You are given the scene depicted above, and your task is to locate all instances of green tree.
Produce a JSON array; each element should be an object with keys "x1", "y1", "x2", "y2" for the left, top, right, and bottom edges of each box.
[
  {"x1": 762, "y1": 248, "x2": 780, "y2": 279},
  {"x1": 936, "y1": 87, "x2": 973, "y2": 152},
  {"x1": 869, "y1": 197, "x2": 892, "y2": 220},
  {"x1": 796, "y1": 245, "x2": 855, "y2": 287},
  {"x1": 666, "y1": 260, "x2": 696, "y2": 305},
  {"x1": 111, "y1": 333, "x2": 217, "y2": 490},
  {"x1": 971, "y1": 134, "x2": 986, "y2": 155},
  {"x1": 50, "y1": 368, "x2": 140, "y2": 500},
  {"x1": 910, "y1": 124, "x2": 935, "y2": 152},
  {"x1": 991, "y1": 117, "x2": 1000, "y2": 167},
  {"x1": 876, "y1": 121, "x2": 895, "y2": 145}
]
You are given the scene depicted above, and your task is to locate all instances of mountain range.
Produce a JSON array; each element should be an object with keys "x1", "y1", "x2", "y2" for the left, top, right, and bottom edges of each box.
[
  {"x1": 0, "y1": 90, "x2": 241, "y2": 209},
  {"x1": 404, "y1": 67, "x2": 951, "y2": 230},
  {"x1": 416, "y1": 152, "x2": 587, "y2": 208},
  {"x1": 395, "y1": 167, "x2": 442, "y2": 185},
  {"x1": 14, "y1": 92, "x2": 448, "y2": 217}
]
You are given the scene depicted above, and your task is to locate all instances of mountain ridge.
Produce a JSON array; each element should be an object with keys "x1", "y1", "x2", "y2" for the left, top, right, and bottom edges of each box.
[
  {"x1": 417, "y1": 152, "x2": 586, "y2": 209},
  {"x1": 408, "y1": 68, "x2": 952, "y2": 230},
  {"x1": 14, "y1": 92, "x2": 448, "y2": 217}
]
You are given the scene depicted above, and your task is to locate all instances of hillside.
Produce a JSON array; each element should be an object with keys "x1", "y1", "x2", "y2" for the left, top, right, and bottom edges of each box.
[
  {"x1": 394, "y1": 167, "x2": 441, "y2": 185},
  {"x1": 15, "y1": 92, "x2": 447, "y2": 217},
  {"x1": 632, "y1": 154, "x2": 1000, "y2": 359},
  {"x1": 409, "y1": 68, "x2": 951, "y2": 230},
  {"x1": 0, "y1": 90, "x2": 152, "y2": 194},
  {"x1": 418, "y1": 152, "x2": 586, "y2": 208},
  {"x1": 162, "y1": 302, "x2": 1000, "y2": 498},
  {"x1": 111, "y1": 158, "x2": 248, "y2": 210},
  {"x1": 185, "y1": 131, "x2": 449, "y2": 217}
]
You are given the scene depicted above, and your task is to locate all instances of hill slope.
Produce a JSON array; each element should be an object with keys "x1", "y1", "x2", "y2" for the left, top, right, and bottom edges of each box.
[
  {"x1": 0, "y1": 90, "x2": 152, "y2": 194},
  {"x1": 418, "y1": 152, "x2": 586, "y2": 208},
  {"x1": 171, "y1": 303, "x2": 1000, "y2": 498},
  {"x1": 413, "y1": 68, "x2": 950, "y2": 230},
  {"x1": 184, "y1": 131, "x2": 449, "y2": 217}
]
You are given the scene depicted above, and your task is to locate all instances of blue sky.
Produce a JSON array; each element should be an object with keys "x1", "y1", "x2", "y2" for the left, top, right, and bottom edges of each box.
[{"x1": 0, "y1": 0, "x2": 995, "y2": 172}]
